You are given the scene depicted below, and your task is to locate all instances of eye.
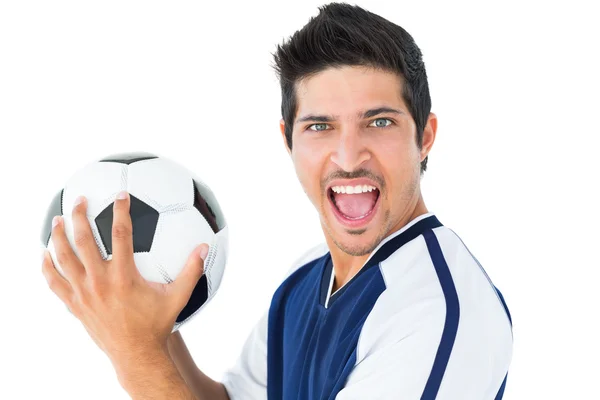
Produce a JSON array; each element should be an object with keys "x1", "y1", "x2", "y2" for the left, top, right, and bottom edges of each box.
[
  {"x1": 369, "y1": 118, "x2": 393, "y2": 128},
  {"x1": 308, "y1": 123, "x2": 330, "y2": 131}
]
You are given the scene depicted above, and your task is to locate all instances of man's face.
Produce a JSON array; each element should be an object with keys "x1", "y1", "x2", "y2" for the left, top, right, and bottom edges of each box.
[{"x1": 282, "y1": 65, "x2": 435, "y2": 257}]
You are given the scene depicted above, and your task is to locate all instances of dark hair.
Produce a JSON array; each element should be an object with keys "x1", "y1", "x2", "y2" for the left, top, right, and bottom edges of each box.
[{"x1": 272, "y1": 2, "x2": 432, "y2": 174}]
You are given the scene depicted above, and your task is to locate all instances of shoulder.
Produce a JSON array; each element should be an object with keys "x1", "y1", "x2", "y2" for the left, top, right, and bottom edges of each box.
[
  {"x1": 357, "y1": 225, "x2": 513, "y2": 364},
  {"x1": 341, "y1": 225, "x2": 513, "y2": 396},
  {"x1": 374, "y1": 225, "x2": 511, "y2": 325},
  {"x1": 282, "y1": 241, "x2": 330, "y2": 279},
  {"x1": 268, "y1": 241, "x2": 330, "y2": 301}
]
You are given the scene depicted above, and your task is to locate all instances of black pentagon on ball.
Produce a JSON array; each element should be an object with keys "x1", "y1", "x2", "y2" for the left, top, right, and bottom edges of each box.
[
  {"x1": 95, "y1": 194, "x2": 159, "y2": 255},
  {"x1": 99, "y1": 151, "x2": 158, "y2": 165},
  {"x1": 40, "y1": 189, "x2": 64, "y2": 246},
  {"x1": 176, "y1": 274, "x2": 209, "y2": 323},
  {"x1": 192, "y1": 179, "x2": 226, "y2": 234}
]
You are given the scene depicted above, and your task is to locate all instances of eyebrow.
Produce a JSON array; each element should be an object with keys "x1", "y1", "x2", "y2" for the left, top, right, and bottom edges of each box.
[
  {"x1": 296, "y1": 114, "x2": 333, "y2": 124},
  {"x1": 362, "y1": 107, "x2": 403, "y2": 119},
  {"x1": 295, "y1": 107, "x2": 403, "y2": 124}
]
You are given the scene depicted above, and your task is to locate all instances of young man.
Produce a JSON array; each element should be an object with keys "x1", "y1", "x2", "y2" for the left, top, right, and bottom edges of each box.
[
  {"x1": 218, "y1": 3, "x2": 513, "y2": 399},
  {"x1": 42, "y1": 3, "x2": 512, "y2": 399}
]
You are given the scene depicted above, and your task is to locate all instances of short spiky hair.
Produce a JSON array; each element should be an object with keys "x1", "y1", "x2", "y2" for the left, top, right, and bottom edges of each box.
[{"x1": 272, "y1": 2, "x2": 432, "y2": 174}]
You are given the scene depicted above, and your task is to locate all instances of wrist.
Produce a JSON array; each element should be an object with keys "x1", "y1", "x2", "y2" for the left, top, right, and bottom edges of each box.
[
  {"x1": 112, "y1": 344, "x2": 172, "y2": 389},
  {"x1": 114, "y1": 347, "x2": 196, "y2": 400},
  {"x1": 167, "y1": 331, "x2": 179, "y2": 350}
]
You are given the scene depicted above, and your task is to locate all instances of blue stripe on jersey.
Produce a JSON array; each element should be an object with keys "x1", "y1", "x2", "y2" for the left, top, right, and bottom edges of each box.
[
  {"x1": 495, "y1": 287, "x2": 512, "y2": 326},
  {"x1": 448, "y1": 228, "x2": 513, "y2": 329},
  {"x1": 448, "y1": 228, "x2": 512, "y2": 399},
  {"x1": 495, "y1": 283, "x2": 510, "y2": 399},
  {"x1": 495, "y1": 374, "x2": 507, "y2": 400},
  {"x1": 420, "y1": 229, "x2": 460, "y2": 400}
]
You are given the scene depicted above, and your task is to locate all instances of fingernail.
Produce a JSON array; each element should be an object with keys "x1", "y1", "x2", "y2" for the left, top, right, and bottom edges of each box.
[
  {"x1": 199, "y1": 245, "x2": 209, "y2": 261},
  {"x1": 41, "y1": 248, "x2": 48, "y2": 262},
  {"x1": 117, "y1": 190, "x2": 128, "y2": 200},
  {"x1": 73, "y1": 195, "x2": 85, "y2": 208},
  {"x1": 52, "y1": 216, "x2": 61, "y2": 228}
]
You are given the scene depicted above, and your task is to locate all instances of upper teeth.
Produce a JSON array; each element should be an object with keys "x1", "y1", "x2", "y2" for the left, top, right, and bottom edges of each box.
[{"x1": 331, "y1": 185, "x2": 377, "y2": 194}]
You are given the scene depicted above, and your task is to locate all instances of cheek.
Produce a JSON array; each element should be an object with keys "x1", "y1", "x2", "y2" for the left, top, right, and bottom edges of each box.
[
  {"x1": 372, "y1": 134, "x2": 420, "y2": 191},
  {"x1": 373, "y1": 136, "x2": 414, "y2": 170},
  {"x1": 292, "y1": 145, "x2": 326, "y2": 198}
]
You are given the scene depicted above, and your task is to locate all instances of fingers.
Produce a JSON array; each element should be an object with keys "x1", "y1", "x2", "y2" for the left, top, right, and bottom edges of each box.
[
  {"x1": 111, "y1": 190, "x2": 135, "y2": 269},
  {"x1": 168, "y1": 244, "x2": 209, "y2": 311},
  {"x1": 71, "y1": 196, "x2": 105, "y2": 269},
  {"x1": 51, "y1": 215, "x2": 85, "y2": 280},
  {"x1": 42, "y1": 249, "x2": 74, "y2": 307}
]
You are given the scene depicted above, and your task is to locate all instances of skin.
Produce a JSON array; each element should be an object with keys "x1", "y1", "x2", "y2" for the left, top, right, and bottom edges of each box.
[
  {"x1": 280, "y1": 65, "x2": 438, "y2": 292},
  {"x1": 41, "y1": 192, "x2": 207, "y2": 399}
]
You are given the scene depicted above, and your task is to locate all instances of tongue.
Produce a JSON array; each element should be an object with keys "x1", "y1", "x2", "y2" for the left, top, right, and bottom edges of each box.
[{"x1": 333, "y1": 191, "x2": 378, "y2": 219}]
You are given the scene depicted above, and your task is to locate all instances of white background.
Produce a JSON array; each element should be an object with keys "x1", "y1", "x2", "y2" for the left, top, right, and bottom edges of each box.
[{"x1": 1, "y1": 0, "x2": 598, "y2": 398}]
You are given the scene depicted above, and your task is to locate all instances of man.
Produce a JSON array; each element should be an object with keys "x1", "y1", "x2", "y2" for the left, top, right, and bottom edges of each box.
[{"x1": 42, "y1": 3, "x2": 513, "y2": 399}]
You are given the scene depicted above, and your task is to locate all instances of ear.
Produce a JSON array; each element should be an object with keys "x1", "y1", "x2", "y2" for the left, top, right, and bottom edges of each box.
[
  {"x1": 280, "y1": 119, "x2": 292, "y2": 156},
  {"x1": 420, "y1": 112, "x2": 438, "y2": 162}
]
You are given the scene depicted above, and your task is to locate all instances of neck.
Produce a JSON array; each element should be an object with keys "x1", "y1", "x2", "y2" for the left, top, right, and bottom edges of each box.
[{"x1": 327, "y1": 193, "x2": 429, "y2": 293}]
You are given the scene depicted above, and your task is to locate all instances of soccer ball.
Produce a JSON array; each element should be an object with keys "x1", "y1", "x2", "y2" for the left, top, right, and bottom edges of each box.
[{"x1": 39, "y1": 151, "x2": 229, "y2": 332}]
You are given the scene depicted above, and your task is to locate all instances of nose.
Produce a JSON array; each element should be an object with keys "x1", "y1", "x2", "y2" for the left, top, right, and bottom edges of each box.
[{"x1": 330, "y1": 126, "x2": 371, "y2": 171}]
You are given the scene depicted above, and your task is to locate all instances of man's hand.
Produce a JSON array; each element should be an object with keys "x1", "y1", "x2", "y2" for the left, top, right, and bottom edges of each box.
[{"x1": 41, "y1": 190, "x2": 208, "y2": 368}]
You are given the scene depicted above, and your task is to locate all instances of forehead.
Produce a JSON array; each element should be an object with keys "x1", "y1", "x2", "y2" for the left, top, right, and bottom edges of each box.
[{"x1": 294, "y1": 66, "x2": 406, "y2": 119}]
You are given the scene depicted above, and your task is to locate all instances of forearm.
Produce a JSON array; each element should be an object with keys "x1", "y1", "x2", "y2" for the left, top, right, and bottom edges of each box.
[
  {"x1": 167, "y1": 331, "x2": 230, "y2": 400},
  {"x1": 114, "y1": 345, "x2": 197, "y2": 400}
]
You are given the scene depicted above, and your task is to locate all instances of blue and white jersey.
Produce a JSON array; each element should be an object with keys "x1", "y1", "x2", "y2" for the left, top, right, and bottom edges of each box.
[{"x1": 222, "y1": 212, "x2": 513, "y2": 399}]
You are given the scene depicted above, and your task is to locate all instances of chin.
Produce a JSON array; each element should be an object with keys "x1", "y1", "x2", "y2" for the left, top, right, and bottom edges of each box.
[
  {"x1": 330, "y1": 231, "x2": 381, "y2": 257},
  {"x1": 323, "y1": 212, "x2": 388, "y2": 257}
]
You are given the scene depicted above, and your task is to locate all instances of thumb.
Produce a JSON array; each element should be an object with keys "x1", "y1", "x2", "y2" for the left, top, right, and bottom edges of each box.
[{"x1": 169, "y1": 243, "x2": 209, "y2": 306}]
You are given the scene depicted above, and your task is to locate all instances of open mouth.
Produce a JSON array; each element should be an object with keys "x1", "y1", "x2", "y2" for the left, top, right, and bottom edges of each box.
[{"x1": 328, "y1": 183, "x2": 380, "y2": 226}]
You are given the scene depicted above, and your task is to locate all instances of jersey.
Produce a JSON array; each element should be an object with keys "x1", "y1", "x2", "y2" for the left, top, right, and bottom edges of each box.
[{"x1": 221, "y1": 212, "x2": 513, "y2": 399}]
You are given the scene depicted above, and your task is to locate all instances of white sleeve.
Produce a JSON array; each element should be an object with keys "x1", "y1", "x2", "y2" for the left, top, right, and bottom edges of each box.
[{"x1": 221, "y1": 310, "x2": 269, "y2": 400}]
